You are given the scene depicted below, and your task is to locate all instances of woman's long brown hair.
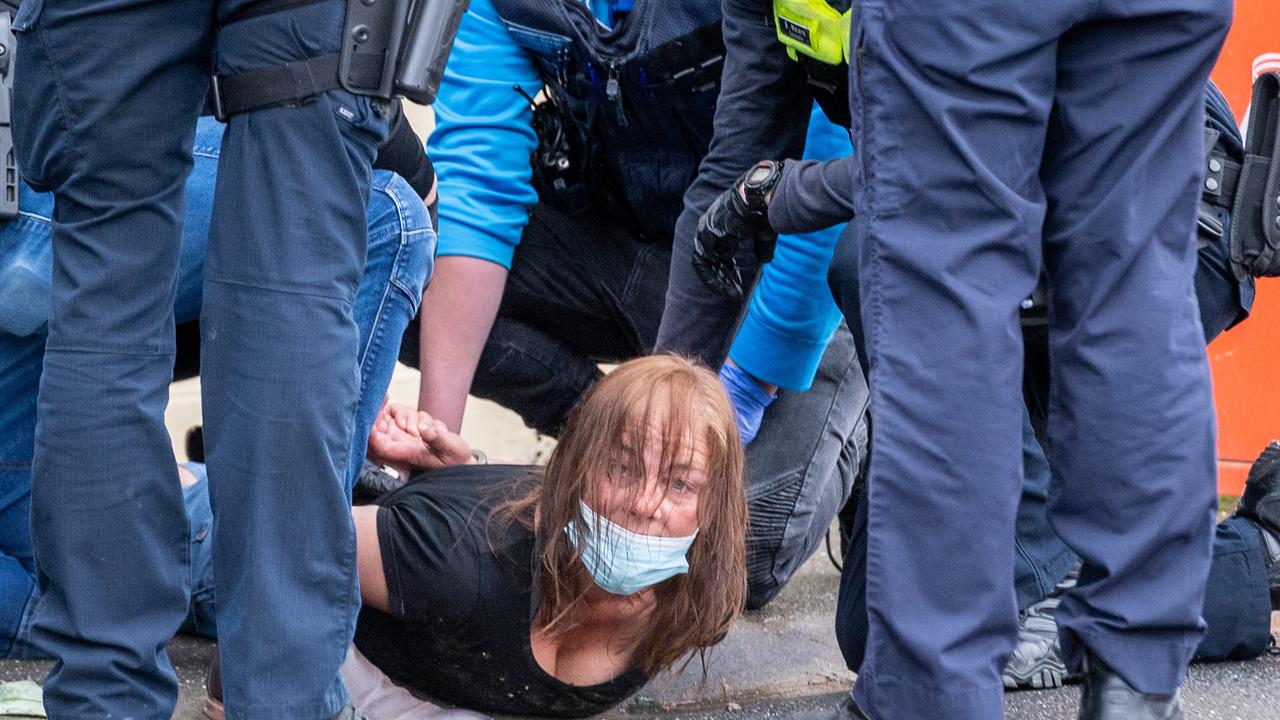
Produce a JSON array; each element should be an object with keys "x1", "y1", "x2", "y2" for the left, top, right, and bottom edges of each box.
[{"x1": 493, "y1": 354, "x2": 747, "y2": 676}]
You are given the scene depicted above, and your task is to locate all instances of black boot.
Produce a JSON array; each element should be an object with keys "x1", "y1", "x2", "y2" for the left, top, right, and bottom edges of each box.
[
  {"x1": 1077, "y1": 655, "x2": 1182, "y2": 720},
  {"x1": 1239, "y1": 441, "x2": 1280, "y2": 535},
  {"x1": 1256, "y1": 526, "x2": 1280, "y2": 609},
  {"x1": 1236, "y1": 441, "x2": 1280, "y2": 606}
]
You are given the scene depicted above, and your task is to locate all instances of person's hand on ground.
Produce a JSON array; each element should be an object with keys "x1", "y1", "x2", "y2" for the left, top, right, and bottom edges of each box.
[{"x1": 367, "y1": 401, "x2": 475, "y2": 476}]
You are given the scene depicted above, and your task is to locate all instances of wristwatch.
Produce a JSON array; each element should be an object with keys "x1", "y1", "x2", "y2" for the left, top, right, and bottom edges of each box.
[{"x1": 741, "y1": 160, "x2": 785, "y2": 211}]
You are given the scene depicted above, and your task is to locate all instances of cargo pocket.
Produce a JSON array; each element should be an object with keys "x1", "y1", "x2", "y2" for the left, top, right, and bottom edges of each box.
[{"x1": 10, "y1": 0, "x2": 60, "y2": 192}]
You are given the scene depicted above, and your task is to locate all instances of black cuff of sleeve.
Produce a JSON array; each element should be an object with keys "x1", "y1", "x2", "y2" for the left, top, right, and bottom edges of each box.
[{"x1": 374, "y1": 103, "x2": 436, "y2": 201}]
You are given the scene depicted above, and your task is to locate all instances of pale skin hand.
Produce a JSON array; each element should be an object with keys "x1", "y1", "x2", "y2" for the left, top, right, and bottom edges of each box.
[{"x1": 366, "y1": 401, "x2": 475, "y2": 478}]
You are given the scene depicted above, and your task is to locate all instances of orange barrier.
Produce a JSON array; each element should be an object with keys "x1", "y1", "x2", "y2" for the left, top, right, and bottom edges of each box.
[{"x1": 1208, "y1": 0, "x2": 1280, "y2": 495}]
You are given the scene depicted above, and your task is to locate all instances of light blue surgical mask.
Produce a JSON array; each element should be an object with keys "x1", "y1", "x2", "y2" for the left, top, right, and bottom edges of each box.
[{"x1": 564, "y1": 501, "x2": 698, "y2": 596}]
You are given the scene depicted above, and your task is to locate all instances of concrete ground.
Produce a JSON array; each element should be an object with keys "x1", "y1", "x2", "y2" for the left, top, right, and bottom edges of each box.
[
  {"x1": 1, "y1": 552, "x2": 1274, "y2": 720},
  {"x1": 3, "y1": 366, "x2": 1277, "y2": 719}
]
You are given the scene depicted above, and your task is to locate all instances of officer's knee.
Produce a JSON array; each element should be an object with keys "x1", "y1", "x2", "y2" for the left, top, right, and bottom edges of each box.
[{"x1": 369, "y1": 172, "x2": 435, "y2": 302}]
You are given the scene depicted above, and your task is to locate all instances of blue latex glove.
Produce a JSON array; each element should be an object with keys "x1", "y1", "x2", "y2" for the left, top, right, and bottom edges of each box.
[{"x1": 719, "y1": 361, "x2": 777, "y2": 446}]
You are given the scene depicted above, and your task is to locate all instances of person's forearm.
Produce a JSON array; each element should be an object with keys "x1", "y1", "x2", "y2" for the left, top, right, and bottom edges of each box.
[
  {"x1": 416, "y1": 256, "x2": 509, "y2": 431},
  {"x1": 768, "y1": 157, "x2": 856, "y2": 235}
]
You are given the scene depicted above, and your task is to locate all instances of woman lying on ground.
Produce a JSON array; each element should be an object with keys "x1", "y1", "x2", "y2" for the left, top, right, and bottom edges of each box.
[{"x1": 187, "y1": 354, "x2": 748, "y2": 719}]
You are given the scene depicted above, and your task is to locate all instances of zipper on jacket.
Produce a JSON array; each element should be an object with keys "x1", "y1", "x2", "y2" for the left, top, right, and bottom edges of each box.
[{"x1": 606, "y1": 61, "x2": 628, "y2": 127}]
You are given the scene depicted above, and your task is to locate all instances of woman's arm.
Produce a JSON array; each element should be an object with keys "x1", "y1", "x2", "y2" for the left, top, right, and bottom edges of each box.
[{"x1": 354, "y1": 505, "x2": 389, "y2": 612}]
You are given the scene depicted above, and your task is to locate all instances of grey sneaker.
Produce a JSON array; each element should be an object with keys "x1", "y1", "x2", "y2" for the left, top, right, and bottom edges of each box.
[
  {"x1": 1003, "y1": 569, "x2": 1078, "y2": 690},
  {"x1": 1003, "y1": 595, "x2": 1069, "y2": 689}
]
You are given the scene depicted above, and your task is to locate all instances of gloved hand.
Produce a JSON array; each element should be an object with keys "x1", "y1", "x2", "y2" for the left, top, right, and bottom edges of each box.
[
  {"x1": 693, "y1": 162, "x2": 783, "y2": 301},
  {"x1": 719, "y1": 361, "x2": 776, "y2": 446}
]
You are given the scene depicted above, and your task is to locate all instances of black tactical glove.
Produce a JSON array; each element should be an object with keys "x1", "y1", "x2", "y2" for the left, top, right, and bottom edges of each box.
[{"x1": 693, "y1": 161, "x2": 784, "y2": 300}]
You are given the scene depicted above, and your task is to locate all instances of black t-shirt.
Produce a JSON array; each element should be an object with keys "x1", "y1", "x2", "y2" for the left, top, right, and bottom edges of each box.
[{"x1": 353, "y1": 465, "x2": 648, "y2": 718}]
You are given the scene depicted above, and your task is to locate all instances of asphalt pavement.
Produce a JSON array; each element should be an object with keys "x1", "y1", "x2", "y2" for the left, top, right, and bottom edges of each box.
[
  {"x1": 649, "y1": 655, "x2": 1280, "y2": 720},
  {"x1": 2, "y1": 546, "x2": 1275, "y2": 719}
]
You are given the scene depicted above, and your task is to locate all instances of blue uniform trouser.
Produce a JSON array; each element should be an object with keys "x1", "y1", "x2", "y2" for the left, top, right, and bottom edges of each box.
[
  {"x1": 830, "y1": 220, "x2": 1272, "y2": 669},
  {"x1": 0, "y1": 118, "x2": 433, "y2": 659},
  {"x1": 843, "y1": 0, "x2": 1230, "y2": 715},
  {"x1": 11, "y1": 0, "x2": 392, "y2": 716}
]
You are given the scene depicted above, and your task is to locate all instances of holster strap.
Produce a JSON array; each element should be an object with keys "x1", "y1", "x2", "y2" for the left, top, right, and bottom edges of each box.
[
  {"x1": 1202, "y1": 147, "x2": 1241, "y2": 211},
  {"x1": 210, "y1": 52, "x2": 383, "y2": 120}
]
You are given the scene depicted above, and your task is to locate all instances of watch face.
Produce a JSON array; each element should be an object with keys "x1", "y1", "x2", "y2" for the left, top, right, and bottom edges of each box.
[{"x1": 747, "y1": 165, "x2": 773, "y2": 186}]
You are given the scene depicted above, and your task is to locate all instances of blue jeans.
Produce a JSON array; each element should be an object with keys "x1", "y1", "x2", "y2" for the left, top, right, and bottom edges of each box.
[
  {"x1": 828, "y1": 134, "x2": 1267, "y2": 675},
  {"x1": 0, "y1": 115, "x2": 433, "y2": 665}
]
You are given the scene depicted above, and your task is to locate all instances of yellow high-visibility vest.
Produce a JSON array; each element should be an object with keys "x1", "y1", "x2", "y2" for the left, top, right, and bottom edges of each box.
[{"x1": 773, "y1": 0, "x2": 851, "y2": 66}]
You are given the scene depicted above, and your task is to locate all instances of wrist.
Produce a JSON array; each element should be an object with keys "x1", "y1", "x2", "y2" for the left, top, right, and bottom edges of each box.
[
  {"x1": 739, "y1": 160, "x2": 785, "y2": 211},
  {"x1": 719, "y1": 361, "x2": 776, "y2": 446},
  {"x1": 725, "y1": 358, "x2": 777, "y2": 396},
  {"x1": 720, "y1": 360, "x2": 776, "y2": 409}
]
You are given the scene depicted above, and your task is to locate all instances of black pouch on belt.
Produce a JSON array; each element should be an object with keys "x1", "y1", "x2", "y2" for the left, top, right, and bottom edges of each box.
[{"x1": 1230, "y1": 71, "x2": 1280, "y2": 279}]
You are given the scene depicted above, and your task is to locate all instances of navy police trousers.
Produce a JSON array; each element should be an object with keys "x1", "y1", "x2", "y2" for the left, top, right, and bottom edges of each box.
[
  {"x1": 830, "y1": 208, "x2": 1273, "y2": 672},
  {"x1": 11, "y1": 0, "x2": 389, "y2": 717},
  {"x1": 843, "y1": 0, "x2": 1231, "y2": 716}
]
